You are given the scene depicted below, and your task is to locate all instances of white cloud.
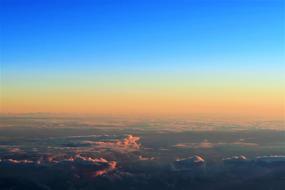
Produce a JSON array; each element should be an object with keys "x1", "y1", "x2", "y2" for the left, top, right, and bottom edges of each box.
[
  {"x1": 172, "y1": 155, "x2": 205, "y2": 171},
  {"x1": 138, "y1": 155, "x2": 155, "y2": 161}
]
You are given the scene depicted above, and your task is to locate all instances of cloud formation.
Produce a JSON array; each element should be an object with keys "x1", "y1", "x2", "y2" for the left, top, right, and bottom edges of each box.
[
  {"x1": 138, "y1": 155, "x2": 155, "y2": 161},
  {"x1": 222, "y1": 155, "x2": 285, "y2": 166},
  {"x1": 255, "y1": 155, "x2": 285, "y2": 163},
  {"x1": 84, "y1": 134, "x2": 141, "y2": 152},
  {"x1": 94, "y1": 161, "x2": 117, "y2": 177},
  {"x1": 223, "y1": 155, "x2": 248, "y2": 164},
  {"x1": 0, "y1": 154, "x2": 118, "y2": 177},
  {"x1": 172, "y1": 155, "x2": 205, "y2": 171},
  {"x1": 0, "y1": 159, "x2": 34, "y2": 164},
  {"x1": 174, "y1": 140, "x2": 258, "y2": 149}
]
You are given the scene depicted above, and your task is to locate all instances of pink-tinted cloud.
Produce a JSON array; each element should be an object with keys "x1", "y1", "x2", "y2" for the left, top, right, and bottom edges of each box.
[
  {"x1": 172, "y1": 155, "x2": 205, "y2": 171},
  {"x1": 1, "y1": 159, "x2": 34, "y2": 164},
  {"x1": 0, "y1": 154, "x2": 118, "y2": 177},
  {"x1": 174, "y1": 140, "x2": 214, "y2": 149},
  {"x1": 85, "y1": 134, "x2": 141, "y2": 152},
  {"x1": 94, "y1": 161, "x2": 117, "y2": 177},
  {"x1": 119, "y1": 135, "x2": 140, "y2": 149},
  {"x1": 138, "y1": 155, "x2": 155, "y2": 161},
  {"x1": 7, "y1": 147, "x2": 22, "y2": 153}
]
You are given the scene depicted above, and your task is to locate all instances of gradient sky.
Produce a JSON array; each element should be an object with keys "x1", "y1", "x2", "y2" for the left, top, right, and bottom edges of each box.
[{"x1": 0, "y1": 0, "x2": 284, "y2": 118}]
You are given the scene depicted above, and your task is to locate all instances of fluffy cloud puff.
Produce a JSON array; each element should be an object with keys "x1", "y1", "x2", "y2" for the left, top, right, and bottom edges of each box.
[
  {"x1": 172, "y1": 155, "x2": 205, "y2": 171},
  {"x1": 223, "y1": 155, "x2": 248, "y2": 164},
  {"x1": 138, "y1": 155, "x2": 155, "y2": 161},
  {"x1": 82, "y1": 134, "x2": 141, "y2": 152}
]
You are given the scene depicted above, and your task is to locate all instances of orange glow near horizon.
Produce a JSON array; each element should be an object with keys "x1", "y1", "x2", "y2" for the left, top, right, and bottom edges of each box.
[
  {"x1": 1, "y1": 64, "x2": 284, "y2": 120},
  {"x1": 1, "y1": 83, "x2": 284, "y2": 119}
]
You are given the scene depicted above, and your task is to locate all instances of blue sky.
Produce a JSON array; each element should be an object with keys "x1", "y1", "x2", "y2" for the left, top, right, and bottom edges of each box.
[{"x1": 1, "y1": 0, "x2": 284, "y2": 73}]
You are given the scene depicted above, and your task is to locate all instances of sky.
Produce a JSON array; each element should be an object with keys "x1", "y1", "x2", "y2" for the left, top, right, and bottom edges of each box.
[{"x1": 0, "y1": 0, "x2": 284, "y2": 119}]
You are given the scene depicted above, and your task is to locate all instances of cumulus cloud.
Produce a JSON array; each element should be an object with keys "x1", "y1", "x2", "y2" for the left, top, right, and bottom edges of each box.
[
  {"x1": 84, "y1": 134, "x2": 141, "y2": 152},
  {"x1": 59, "y1": 154, "x2": 109, "y2": 163},
  {"x1": 94, "y1": 161, "x2": 117, "y2": 177},
  {"x1": 1, "y1": 159, "x2": 34, "y2": 164},
  {"x1": 223, "y1": 155, "x2": 285, "y2": 166},
  {"x1": 138, "y1": 155, "x2": 155, "y2": 161},
  {"x1": 0, "y1": 154, "x2": 118, "y2": 177},
  {"x1": 7, "y1": 147, "x2": 22, "y2": 153},
  {"x1": 223, "y1": 155, "x2": 247, "y2": 161},
  {"x1": 172, "y1": 155, "x2": 205, "y2": 171},
  {"x1": 173, "y1": 144, "x2": 189, "y2": 148},
  {"x1": 57, "y1": 154, "x2": 118, "y2": 177},
  {"x1": 120, "y1": 135, "x2": 140, "y2": 149},
  {"x1": 223, "y1": 155, "x2": 248, "y2": 165},
  {"x1": 176, "y1": 155, "x2": 205, "y2": 164}
]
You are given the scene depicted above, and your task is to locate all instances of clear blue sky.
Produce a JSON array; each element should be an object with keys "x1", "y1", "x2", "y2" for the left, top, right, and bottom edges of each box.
[{"x1": 1, "y1": 0, "x2": 284, "y2": 72}]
